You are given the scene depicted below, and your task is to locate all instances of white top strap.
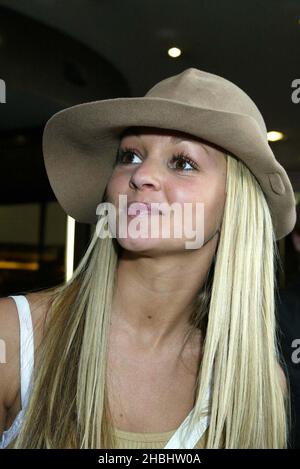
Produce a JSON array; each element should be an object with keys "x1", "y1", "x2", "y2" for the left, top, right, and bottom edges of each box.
[
  {"x1": 164, "y1": 377, "x2": 212, "y2": 449},
  {"x1": 8, "y1": 295, "x2": 34, "y2": 409}
]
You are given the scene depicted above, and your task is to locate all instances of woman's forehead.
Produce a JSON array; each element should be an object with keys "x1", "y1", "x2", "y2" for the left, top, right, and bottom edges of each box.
[
  {"x1": 120, "y1": 125, "x2": 202, "y2": 143},
  {"x1": 120, "y1": 125, "x2": 228, "y2": 156}
]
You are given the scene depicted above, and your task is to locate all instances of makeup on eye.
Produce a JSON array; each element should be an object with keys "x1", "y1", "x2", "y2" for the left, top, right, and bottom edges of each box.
[{"x1": 116, "y1": 146, "x2": 199, "y2": 171}]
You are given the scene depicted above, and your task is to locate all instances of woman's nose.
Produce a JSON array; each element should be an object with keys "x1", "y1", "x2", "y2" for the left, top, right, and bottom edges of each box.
[{"x1": 128, "y1": 158, "x2": 162, "y2": 191}]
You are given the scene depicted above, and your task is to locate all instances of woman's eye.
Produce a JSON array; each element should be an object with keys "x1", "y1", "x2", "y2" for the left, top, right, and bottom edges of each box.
[
  {"x1": 116, "y1": 147, "x2": 198, "y2": 171},
  {"x1": 117, "y1": 148, "x2": 141, "y2": 165},
  {"x1": 169, "y1": 154, "x2": 198, "y2": 171}
]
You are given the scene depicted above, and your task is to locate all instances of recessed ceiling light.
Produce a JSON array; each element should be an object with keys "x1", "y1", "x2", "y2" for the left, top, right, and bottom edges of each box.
[
  {"x1": 168, "y1": 47, "x2": 182, "y2": 58},
  {"x1": 267, "y1": 131, "x2": 285, "y2": 142}
]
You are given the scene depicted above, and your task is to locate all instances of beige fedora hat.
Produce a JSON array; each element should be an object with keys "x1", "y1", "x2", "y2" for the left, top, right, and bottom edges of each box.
[{"x1": 42, "y1": 67, "x2": 297, "y2": 240}]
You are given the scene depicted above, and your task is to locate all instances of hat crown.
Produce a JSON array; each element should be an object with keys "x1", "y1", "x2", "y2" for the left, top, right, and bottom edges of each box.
[{"x1": 145, "y1": 67, "x2": 267, "y2": 136}]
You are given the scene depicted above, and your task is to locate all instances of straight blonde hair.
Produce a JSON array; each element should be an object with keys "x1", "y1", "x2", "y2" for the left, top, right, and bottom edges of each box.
[{"x1": 9, "y1": 152, "x2": 290, "y2": 448}]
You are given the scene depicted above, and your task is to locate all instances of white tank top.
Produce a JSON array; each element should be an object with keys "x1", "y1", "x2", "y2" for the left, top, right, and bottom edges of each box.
[
  {"x1": 0, "y1": 295, "x2": 34, "y2": 449},
  {"x1": 0, "y1": 295, "x2": 211, "y2": 449}
]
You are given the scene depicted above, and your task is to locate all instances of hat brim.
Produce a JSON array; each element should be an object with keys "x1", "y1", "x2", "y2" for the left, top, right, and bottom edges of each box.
[{"x1": 42, "y1": 96, "x2": 296, "y2": 240}]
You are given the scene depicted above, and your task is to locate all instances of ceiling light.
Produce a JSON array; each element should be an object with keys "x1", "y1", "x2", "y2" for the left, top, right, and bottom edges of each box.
[
  {"x1": 168, "y1": 47, "x2": 182, "y2": 58},
  {"x1": 267, "y1": 131, "x2": 285, "y2": 142}
]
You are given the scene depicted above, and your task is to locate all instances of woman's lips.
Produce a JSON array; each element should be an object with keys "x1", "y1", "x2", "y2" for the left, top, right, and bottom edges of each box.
[{"x1": 127, "y1": 202, "x2": 161, "y2": 217}]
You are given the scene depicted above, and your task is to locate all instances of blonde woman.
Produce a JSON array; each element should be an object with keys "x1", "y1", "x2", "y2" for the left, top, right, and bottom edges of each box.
[{"x1": 0, "y1": 68, "x2": 296, "y2": 449}]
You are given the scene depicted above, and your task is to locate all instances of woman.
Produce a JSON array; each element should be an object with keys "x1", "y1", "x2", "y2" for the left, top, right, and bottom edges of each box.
[{"x1": 0, "y1": 67, "x2": 296, "y2": 449}]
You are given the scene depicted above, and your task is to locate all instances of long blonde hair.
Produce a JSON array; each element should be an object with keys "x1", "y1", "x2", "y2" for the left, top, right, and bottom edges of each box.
[{"x1": 10, "y1": 152, "x2": 290, "y2": 448}]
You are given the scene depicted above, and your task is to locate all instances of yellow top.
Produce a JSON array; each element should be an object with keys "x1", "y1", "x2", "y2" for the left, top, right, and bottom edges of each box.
[{"x1": 112, "y1": 426, "x2": 208, "y2": 449}]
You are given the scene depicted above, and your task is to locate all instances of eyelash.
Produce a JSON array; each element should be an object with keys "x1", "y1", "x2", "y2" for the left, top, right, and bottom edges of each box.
[{"x1": 116, "y1": 146, "x2": 199, "y2": 171}]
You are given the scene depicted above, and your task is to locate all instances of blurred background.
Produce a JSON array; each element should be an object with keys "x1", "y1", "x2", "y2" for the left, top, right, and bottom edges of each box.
[{"x1": 0, "y1": 0, "x2": 299, "y2": 296}]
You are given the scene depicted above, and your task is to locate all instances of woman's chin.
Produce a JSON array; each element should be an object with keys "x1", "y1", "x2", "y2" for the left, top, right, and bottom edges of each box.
[
  {"x1": 116, "y1": 236, "x2": 163, "y2": 253},
  {"x1": 116, "y1": 235, "x2": 190, "y2": 256}
]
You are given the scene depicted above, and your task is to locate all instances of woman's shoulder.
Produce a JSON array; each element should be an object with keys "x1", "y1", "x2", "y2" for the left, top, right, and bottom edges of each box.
[
  {"x1": 25, "y1": 290, "x2": 54, "y2": 337},
  {"x1": 0, "y1": 291, "x2": 53, "y2": 411}
]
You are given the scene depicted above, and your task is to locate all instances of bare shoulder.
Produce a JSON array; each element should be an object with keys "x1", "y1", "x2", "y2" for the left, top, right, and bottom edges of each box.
[
  {"x1": 0, "y1": 291, "x2": 53, "y2": 412},
  {"x1": 25, "y1": 291, "x2": 54, "y2": 339}
]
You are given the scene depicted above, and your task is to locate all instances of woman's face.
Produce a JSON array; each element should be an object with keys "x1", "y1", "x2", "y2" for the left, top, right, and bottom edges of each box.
[{"x1": 105, "y1": 126, "x2": 227, "y2": 254}]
